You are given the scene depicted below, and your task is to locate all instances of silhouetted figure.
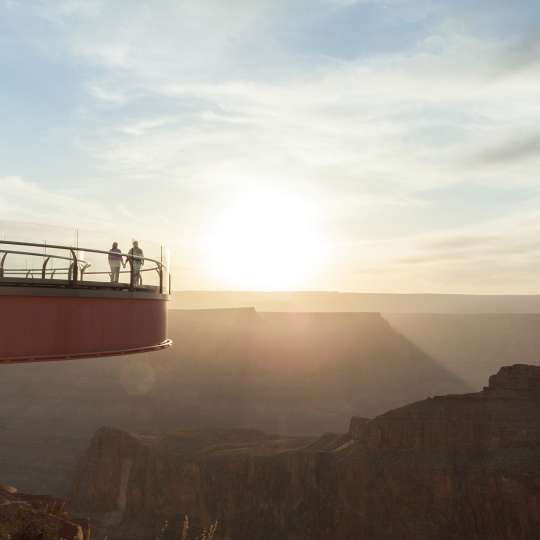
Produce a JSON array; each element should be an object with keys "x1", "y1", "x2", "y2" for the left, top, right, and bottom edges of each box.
[
  {"x1": 127, "y1": 240, "x2": 144, "y2": 286},
  {"x1": 108, "y1": 242, "x2": 122, "y2": 283}
]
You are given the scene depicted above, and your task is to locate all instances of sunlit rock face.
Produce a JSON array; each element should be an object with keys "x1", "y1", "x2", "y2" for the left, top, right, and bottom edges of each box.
[
  {"x1": 0, "y1": 483, "x2": 88, "y2": 540},
  {"x1": 71, "y1": 365, "x2": 540, "y2": 540}
]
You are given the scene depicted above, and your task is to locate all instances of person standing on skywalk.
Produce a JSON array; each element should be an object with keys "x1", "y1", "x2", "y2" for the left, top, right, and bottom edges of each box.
[
  {"x1": 108, "y1": 241, "x2": 123, "y2": 283},
  {"x1": 127, "y1": 240, "x2": 144, "y2": 286}
]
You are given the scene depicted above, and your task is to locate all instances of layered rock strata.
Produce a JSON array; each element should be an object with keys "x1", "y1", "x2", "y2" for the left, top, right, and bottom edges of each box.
[{"x1": 71, "y1": 365, "x2": 540, "y2": 540}]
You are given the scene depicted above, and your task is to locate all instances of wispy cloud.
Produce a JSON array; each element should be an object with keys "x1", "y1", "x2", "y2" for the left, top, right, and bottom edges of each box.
[
  {"x1": 2, "y1": 0, "x2": 540, "y2": 291},
  {"x1": 0, "y1": 176, "x2": 115, "y2": 229},
  {"x1": 476, "y1": 133, "x2": 540, "y2": 165}
]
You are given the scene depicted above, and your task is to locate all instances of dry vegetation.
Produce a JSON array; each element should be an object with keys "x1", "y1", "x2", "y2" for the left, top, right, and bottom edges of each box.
[
  {"x1": 154, "y1": 515, "x2": 222, "y2": 540},
  {"x1": 181, "y1": 515, "x2": 220, "y2": 540}
]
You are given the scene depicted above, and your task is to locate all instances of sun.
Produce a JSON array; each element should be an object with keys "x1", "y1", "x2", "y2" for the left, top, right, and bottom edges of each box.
[{"x1": 203, "y1": 192, "x2": 326, "y2": 290}]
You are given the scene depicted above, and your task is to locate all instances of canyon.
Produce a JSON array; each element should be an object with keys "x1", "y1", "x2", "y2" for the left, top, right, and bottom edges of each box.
[
  {"x1": 71, "y1": 364, "x2": 540, "y2": 540},
  {"x1": 0, "y1": 309, "x2": 466, "y2": 496},
  {"x1": 3, "y1": 307, "x2": 540, "y2": 538}
]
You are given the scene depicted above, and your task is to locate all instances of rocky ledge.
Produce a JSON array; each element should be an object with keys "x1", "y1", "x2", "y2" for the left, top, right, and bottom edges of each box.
[
  {"x1": 0, "y1": 483, "x2": 89, "y2": 540},
  {"x1": 349, "y1": 363, "x2": 540, "y2": 450},
  {"x1": 71, "y1": 365, "x2": 540, "y2": 540}
]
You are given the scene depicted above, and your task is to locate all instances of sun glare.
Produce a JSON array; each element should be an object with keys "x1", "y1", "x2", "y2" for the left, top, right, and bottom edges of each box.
[{"x1": 204, "y1": 193, "x2": 326, "y2": 290}]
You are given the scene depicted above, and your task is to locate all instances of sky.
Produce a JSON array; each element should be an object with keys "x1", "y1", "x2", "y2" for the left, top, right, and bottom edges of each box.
[{"x1": 1, "y1": 0, "x2": 540, "y2": 292}]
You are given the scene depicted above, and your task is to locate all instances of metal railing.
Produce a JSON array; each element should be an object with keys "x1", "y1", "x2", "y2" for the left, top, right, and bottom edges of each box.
[{"x1": 0, "y1": 240, "x2": 170, "y2": 294}]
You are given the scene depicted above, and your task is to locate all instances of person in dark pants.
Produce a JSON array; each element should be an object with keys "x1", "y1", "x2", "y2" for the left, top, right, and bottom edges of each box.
[
  {"x1": 127, "y1": 240, "x2": 144, "y2": 286},
  {"x1": 108, "y1": 242, "x2": 123, "y2": 283}
]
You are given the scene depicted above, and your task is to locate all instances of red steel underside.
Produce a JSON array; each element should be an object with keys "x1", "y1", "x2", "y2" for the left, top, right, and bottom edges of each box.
[{"x1": 0, "y1": 287, "x2": 170, "y2": 364}]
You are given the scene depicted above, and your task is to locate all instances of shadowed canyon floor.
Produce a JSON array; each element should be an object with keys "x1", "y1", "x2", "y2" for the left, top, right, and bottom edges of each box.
[{"x1": 71, "y1": 364, "x2": 540, "y2": 540}]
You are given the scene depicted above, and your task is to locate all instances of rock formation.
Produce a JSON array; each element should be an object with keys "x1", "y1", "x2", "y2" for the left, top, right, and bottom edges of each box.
[
  {"x1": 70, "y1": 364, "x2": 540, "y2": 540},
  {"x1": 0, "y1": 483, "x2": 89, "y2": 540}
]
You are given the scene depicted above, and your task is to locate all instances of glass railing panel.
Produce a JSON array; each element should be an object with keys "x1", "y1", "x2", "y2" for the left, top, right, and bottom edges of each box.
[{"x1": 0, "y1": 222, "x2": 170, "y2": 294}]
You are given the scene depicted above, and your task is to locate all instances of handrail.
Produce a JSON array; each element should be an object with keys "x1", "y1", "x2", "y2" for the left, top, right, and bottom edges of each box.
[
  {"x1": 0, "y1": 240, "x2": 169, "y2": 294},
  {"x1": 1, "y1": 268, "x2": 73, "y2": 273},
  {"x1": 0, "y1": 249, "x2": 81, "y2": 263},
  {"x1": 83, "y1": 267, "x2": 156, "y2": 275},
  {"x1": 0, "y1": 240, "x2": 163, "y2": 268}
]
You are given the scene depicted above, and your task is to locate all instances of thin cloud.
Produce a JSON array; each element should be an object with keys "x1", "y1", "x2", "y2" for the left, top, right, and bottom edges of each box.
[
  {"x1": 3, "y1": 1, "x2": 540, "y2": 292},
  {"x1": 0, "y1": 176, "x2": 116, "y2": 230},
  {"x1": 476, "y1": 134, "x2": 540, "y2": 165}
]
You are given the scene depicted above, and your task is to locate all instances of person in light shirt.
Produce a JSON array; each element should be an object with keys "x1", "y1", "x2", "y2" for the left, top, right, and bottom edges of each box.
[{"x1": 108, "y1": 241, "x2": 123, "y2": 283}]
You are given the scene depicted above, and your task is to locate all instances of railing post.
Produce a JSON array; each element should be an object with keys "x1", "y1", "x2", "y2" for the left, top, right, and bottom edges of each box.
[
  {"x1": 129, "y1": 258, "x2": 134, "y2": 290},
  {"x1": 0, "y1": 252, "x2": 6, "y2": 278},
  {"x1": 69, "y1": 249, "x2": 78, "y2": 285},
  {"x1": 80, "y1": 263, "x2": 90, "y2": 281},
  {"x1": 159, "y1": 245, "x2": 163, "y2": 294},
  {"x1": 41, "y1": 257, "x2": 51, "y2": 279}
]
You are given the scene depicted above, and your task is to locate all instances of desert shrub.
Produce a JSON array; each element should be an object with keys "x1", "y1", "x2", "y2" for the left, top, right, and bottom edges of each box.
[{"x1": 180, "y1": 515, "x2": 221, "y2": 540}]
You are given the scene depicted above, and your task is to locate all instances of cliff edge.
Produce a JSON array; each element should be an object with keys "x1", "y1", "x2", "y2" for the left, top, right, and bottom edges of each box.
[{"x1": 0, "y1": 483, "x2": 89, "y2": 540}]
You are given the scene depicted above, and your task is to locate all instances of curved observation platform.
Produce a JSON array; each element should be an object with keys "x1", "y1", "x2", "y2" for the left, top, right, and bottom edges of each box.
[{"x1": 0, "y1": 240, "x2": 171, "y2": 364}]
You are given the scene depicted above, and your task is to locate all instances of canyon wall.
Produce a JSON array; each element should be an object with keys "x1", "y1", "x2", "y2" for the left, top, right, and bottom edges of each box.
[{"x1": 71, "y1": 364, "x2": 540, "y2": 540}]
